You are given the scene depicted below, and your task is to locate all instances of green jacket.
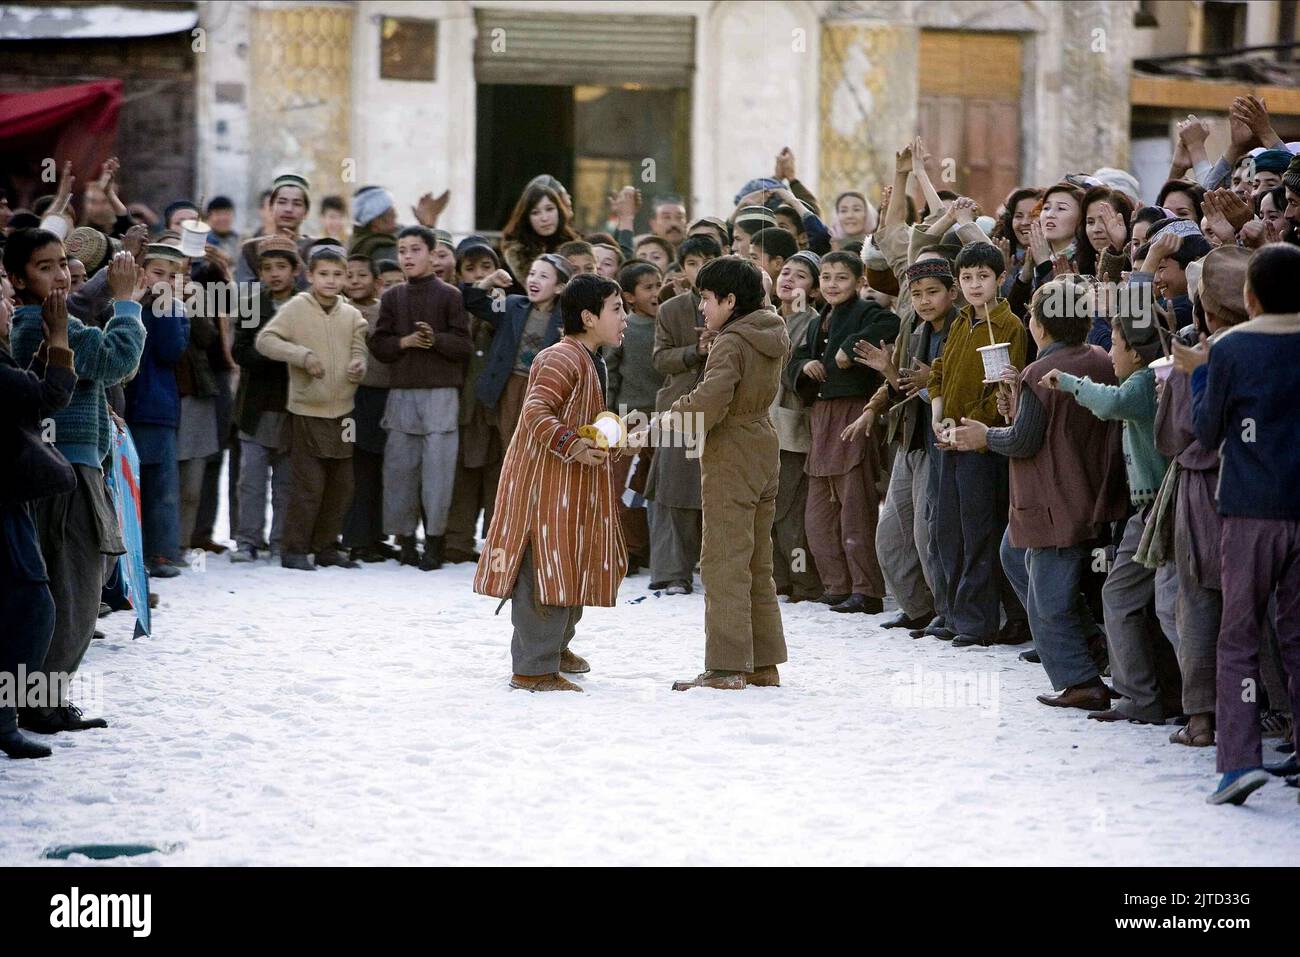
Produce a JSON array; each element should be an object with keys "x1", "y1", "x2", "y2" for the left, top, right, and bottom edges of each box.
[{"x1": 1057, "y1": 365, "x2": 1168, "y2": 506}]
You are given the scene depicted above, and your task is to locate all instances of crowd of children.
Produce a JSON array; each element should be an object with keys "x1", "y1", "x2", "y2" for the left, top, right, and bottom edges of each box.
[{"x1": 1, "y1": 111, "x2": 1298, "y2": 806}]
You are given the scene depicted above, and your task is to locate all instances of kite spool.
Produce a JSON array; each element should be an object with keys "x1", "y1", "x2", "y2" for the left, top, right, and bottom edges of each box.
[
  {"x1": 578, "y1": 411, "x2": 626, "y2": 450},
  {"x1": 180, "y1": 219, "x2": 210, "y2": 257}
]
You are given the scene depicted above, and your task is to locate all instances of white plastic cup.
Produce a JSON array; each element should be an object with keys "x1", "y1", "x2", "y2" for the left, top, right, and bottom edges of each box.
[
  {"x1": 39, "y1": 214, "x2": 70, "y2": 240},
  {"x1": 179, "y1": 219, "x2": 209, "y2": 257},
  {"x1": 977, "y1": 342, "x2": 1012, "y2": 383}
]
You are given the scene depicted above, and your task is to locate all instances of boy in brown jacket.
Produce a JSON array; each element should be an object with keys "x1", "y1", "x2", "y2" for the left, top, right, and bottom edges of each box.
[
  {"x1": 669, "y1": 256, "x2": 790, "y2": 691},
  {"x1": 256, "y1": 247, "x2": 369, "y2": 571}
]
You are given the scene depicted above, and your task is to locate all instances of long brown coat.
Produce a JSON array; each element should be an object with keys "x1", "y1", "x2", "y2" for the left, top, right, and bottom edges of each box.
[
  {"x1": 669, "y1": 308, "x2": 790, "y2": 672},
  {"x1": 647, "y1": 290, "x2": 706, "y2": 508},
  {"x1": 474, "y1": 336, "x2": 626, "y2": 607}
]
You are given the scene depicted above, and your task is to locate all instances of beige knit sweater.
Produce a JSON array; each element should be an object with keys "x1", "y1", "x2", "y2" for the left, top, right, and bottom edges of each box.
[{"x1": 255, "y1": 290, "x2": 368, "y2": 419}]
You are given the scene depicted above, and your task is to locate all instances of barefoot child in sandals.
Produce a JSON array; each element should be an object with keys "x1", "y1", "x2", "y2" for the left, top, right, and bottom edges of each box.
[{"x1": 474, "y1": 273, "x2": 644, "y2": 692}]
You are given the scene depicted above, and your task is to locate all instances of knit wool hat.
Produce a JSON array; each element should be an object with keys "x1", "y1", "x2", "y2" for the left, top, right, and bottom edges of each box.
[
  {"x1": 433, "y1": 228, "x2": 454, "y2": 250},
  {"x1": 735, "y1": 206, "x2": 778, "y2": 231},
  {"x1": 257, "y1": 234, "x2": 300, "y2": 264},
  {"x1": 141, "y1": 243, "x2": 186, "y2": 266},
  {"x1": 690, "y1": 216, "x2": 730, "y2": 242},
  {"x1": 271, "y1": 173, "x2": 310, "y2": 203},
  {"x1": 538, "y1": 252, "x2": 575, "y2": 282},
  {"x1": 905, "y1": 258, "x2": 954, "y2": 284},
  {"x1": 455, "y1": 235, "x2": 501, "y2": 266},
  {"x1": 1091, "y1": 167, "x2": 1142, "y2": 206},
  {"x1": 65, "y1": 226, "x2": 111, "y2": 275},
  {"x1": 734, "y1": 177, "x2": 784, "y2": 207},
  {"x1": 353, "y1": 186, "x2": 394, "y2": 226},
  {"x1": 1253, "y1": 149, "x2": 1293, "y2": 175},
  {"x1": 1283, "y1": 153, "x2": 1300, "y2": 194},
  {"x1": 788, "y1": 250, "x2": 821, "y2": 275},
  {"x1": 1198, "y1": 245, "x2": 1250, "y2": 327},
  {"x1": 1117, "y1": 309, "x2": 1165, "y2": 365}
]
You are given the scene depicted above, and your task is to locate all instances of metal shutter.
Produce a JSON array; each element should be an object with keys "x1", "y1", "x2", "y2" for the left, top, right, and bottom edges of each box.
[{"x1": 474, "y1": 9, "x2": 694, "y2": 87}]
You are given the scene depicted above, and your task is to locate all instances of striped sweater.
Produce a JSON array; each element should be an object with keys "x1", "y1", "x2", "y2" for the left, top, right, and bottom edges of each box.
[{"x1": 9, "y1": 300, "x2": 146, "y2": 469}]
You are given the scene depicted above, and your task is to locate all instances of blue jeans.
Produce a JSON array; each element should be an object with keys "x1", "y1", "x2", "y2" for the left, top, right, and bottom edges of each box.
[
  {"x1": 1000, "y1": 529, "x2": 1099, "y2": 689},
  {"x1": 135, "y1": 424, "x2": 181, "y2": 563}
]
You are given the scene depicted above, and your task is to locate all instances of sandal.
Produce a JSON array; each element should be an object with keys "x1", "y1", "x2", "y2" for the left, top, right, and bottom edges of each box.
[{"x1": 1170, "y1": 713, "x2": 1215, "y2": 747}]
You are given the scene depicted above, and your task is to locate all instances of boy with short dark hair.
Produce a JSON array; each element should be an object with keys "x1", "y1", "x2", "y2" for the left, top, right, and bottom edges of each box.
[
  {"x1": 670, "y1": 256, "x2": 790, "y2": 690},
  {"x1": 369, "y1": 225, "x2": 474, "y2": 570},
  {"x1": 927, "y1": 241, "x2": 1028, "y2": 646},
  {"x1": 443, "y1": 238, "x2": 505, "y2": 564},
  {"x1": 340, "y1": 253, "x2": 391, "y2": 562},
  {"x1": 606, "y1": 260, "x2": 665, "y2": 572},
  {"x1": 790, "y1": 250, "x2": 899, "y2": 614},
  {"x1": 750, "y1": 226, "x2": 799, "y2": 286},
  {"x1": 376, "y1": 259, "x2": 404, "y2": 292},
  {"x1": 255, "y1": 247, "x2": 369, "y2": 571},
  {"x1": 1044, "y1": 308, "x2": 1176, "y2": 722},
  {"x1": 558, "y1": 240, "x2": 597, "y2": 275},
  {"x1": 1186, "y1": 242, "x2": 1300, "y2": 805},
  {"x1": 646, "y1": 234, "x2": 722, "y2": 594},
  {"x1": 474, "y1": 273, "x2": 633, "y2": 692}
]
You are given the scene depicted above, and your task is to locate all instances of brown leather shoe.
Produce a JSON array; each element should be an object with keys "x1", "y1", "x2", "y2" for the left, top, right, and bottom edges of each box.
[
  {"x1": 1087, "y1": 708, "x2": 1160, "y2": 724},
  {"x1": 559, "y1": 649, "x2": 590, "y2": 674},
  {"x1": 746, "y1": 665, "x2": 780, "y2": 687},
  {"x1": 672, "y1": 670, "x2": 747, "y2": 691},
  {"x1": 1036, "y1": 684, "x2": 1112, "y2": 711},
  {"x1": 510, "y1": 673, "x2": 584, "y2": 693}
]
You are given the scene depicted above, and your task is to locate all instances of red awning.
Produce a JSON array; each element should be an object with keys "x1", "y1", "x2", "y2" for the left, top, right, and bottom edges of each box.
[{"x1": 0, "y1": 80, "x2": 122, "y2": 194}]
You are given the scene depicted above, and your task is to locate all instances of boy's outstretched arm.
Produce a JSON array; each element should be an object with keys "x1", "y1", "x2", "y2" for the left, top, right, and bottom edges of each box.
[
  {"x1": 1056, "y1": 370, "x2": 1155, "y2": 423},
  {"x1": 669, "y1": 338, "x2": 742, "y2": 434}
]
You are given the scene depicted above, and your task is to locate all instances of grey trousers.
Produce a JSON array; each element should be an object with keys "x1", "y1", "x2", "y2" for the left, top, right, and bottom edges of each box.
[
  {"x1": 649, "y1": 501, "x2": 701, "y2": 585},
  {"x1": 924, "y1": 437, "x2": 949, "y2": 621},
  {"x1": 510, "y1": 544, "x2": 583, "y2": 676},
  {"x1": 1173, "y1": 505, "x2": 1220, "y2": 715},
  {"x1": 32, "y1": 466, "x2": 115, "y2": 716},
  {"x1": 1102, "y1": 510, "x2": 1181, "y2": 722},
  {"x1": 383, "y1": 428, "x2": 458, "y2": 537},
  {"x1": 771, "y1": 449, "x2": 822, "y2": 598},
  {"x1": 877, "y1": 446, "x2": 935, "y2": 619},
  {"x1": 236, "y1": 437, "x2": 292, "y2": 552},
  {"x1": 1001, "y1": 531, "x2": 1100, "y2": 690},
  {"x1": 178, "y1": 456, "x2": 206, "y2": 553}
]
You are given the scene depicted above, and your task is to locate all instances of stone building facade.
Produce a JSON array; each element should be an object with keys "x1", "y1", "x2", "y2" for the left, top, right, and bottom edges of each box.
[{"x1": 189, "y1": 0, "x2": 1137, "y2": 232}]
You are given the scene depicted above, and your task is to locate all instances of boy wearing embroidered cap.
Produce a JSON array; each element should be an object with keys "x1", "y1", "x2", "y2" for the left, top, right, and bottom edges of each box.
[
  {"x1": 236, "y1": 173, "x2": 313, "y2": 286},
  {"x1": 230, "y1": 234, "x2": 300, "y2": 563},
  {"x1": 125, "y1": 243, "x2": 192, "y2": 578},
  {"x1": 851, "y1": 254, "x2": 957, "y2": 631},
  {"x1": 731, "y1": 205, "x2": 778, "y2": 258}
]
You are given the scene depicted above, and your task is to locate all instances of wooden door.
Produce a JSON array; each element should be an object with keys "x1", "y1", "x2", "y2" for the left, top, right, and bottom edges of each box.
[{"x1": 917, "y1": 31, "x2": 1023, "y2": 215}]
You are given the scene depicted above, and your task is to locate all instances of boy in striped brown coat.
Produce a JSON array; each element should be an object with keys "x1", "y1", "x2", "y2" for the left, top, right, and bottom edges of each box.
[{"x1": 474, "y1": 274, "x2": 641, "y2": 692}]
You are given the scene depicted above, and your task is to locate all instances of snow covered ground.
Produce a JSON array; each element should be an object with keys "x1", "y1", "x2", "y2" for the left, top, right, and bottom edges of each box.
[{"x1": 1, "y1": 554, "x2": 1295, "y2": 866}]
